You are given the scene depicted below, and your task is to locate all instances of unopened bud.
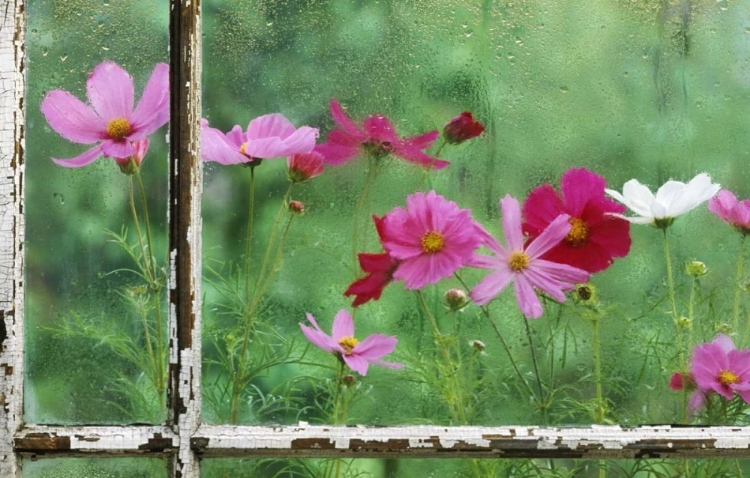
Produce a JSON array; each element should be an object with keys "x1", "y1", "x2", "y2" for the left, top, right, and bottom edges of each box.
[
  {"x1": 341, "y1": 374, "x2": 357, "y2": 387},
  {"x1": 686, "y1": 260, "x2": 708, "y2": 278},
  {"x1": 469, "y1": 340, "x2": 486, "y2": 353},
  {"x1": 443, "y1": 112, "x2": 485, "y2": 145},
  {"x1": 445, "y1": 288, "x2": 468, "y2": 311},
  {"x1": 676, "y1": 316, "x2": 692, "y2": 329},
  {"x1": 288, "y1": 200, "x2": 305, "y2": 215},
  {"x1": 573, "y1": 283, "x2": 598, "y2": 307}
]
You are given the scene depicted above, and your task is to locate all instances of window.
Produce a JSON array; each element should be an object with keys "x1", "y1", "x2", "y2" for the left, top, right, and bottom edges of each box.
[{"x1": 6, "y1": 1, "x2": 750, "y2": 477}]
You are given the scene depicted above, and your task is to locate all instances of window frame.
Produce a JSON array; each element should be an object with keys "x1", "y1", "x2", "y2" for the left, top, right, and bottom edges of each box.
[{"x1": 3, "y1": 1, "x2": 750, "y2": 476}]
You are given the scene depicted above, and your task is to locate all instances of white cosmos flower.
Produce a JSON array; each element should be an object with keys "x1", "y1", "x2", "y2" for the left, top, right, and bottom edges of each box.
[{"x1": 604, "y1": 173, "x2": 720, "y2": 225}]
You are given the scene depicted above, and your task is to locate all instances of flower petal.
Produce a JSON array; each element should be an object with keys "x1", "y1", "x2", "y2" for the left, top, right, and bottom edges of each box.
[
  {"x1": 86, "y1": 61, "x2": 134, "y2": 120},
  {"x1": 201, "y1": 121, "x2": 248, "y2": 165},
  {"x1": 51, "y1": 144, "x2": 105, "y2": 168},
  {"x1": 525, "y1": 213, "x2": 571, "y2": 260},
  {"x1": 130, "y1": 63, "x2": 170, "y2": 134},
  {"x1": 500, "y1": 195, "x2": 524, "y2": 251},
  {"x1": 470, "y1": 268, "x2": 513, "y2": 306},
  {"x1": 343, "y1": 354, "x2": 370, "y2": 376},
  {"x1": 522, "y1": 184, "x2": 566, "y2": 236},
  {"x1": 331, "y1": 309, "x2": 354, "y2": 341},
  {"x1": 40, "y1": 90, "x2": 107, "y2": 144},
  {"x1": 102, "y1": 140, "x2": 134, "y2": 158},
  {"x1": 330, "y1": 99, "x2": 366, "y2": 138},
  {"x1": 246, "y1": 113, "x2": 297, "y2": 140},
  {"x1": 300, "y1": 322, "x2": 336, "y2": 353},
  {"x1": 353, "y1": 334, "x2": 397, "y2": 360},
  {"x1": 514, "y1": 274, "x2": 543, "y2": 319},
  {"x1": 561, "y1": 168, "x2": 607, "y2": 217}
]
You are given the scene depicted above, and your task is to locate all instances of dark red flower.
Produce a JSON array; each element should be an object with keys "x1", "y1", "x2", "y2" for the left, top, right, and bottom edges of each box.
[
  {"x1": 522, "y1": 168, "x2": 631, "y2": 273},
  {"x1": 344, "y1": 215, "x2": 399, "y2": 307},
  {"x1": 443, "y1": 112, "x2": 484, "y2": 145}
]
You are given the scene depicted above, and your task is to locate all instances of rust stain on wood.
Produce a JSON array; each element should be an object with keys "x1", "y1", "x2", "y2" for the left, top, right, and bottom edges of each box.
[{"x1": 15, "y1": 434, "x2": 71, "y2": 451}]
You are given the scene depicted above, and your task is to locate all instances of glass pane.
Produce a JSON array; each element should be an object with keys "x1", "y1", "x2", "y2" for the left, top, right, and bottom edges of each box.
[
  {"x1": 23, "y1": 457, "x2": 166, "y2": 477},
  {"x1": 201, "y1": 1, "x2": 750, "y2": 428},
  {"x1": 26, "y1": 0, "x2": 169, "y2": 423},
  {"x1": 201, "y1": 458, "x2": 750, "y2": 477}
]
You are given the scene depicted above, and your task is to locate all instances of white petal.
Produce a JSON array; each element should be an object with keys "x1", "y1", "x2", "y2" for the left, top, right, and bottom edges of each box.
[
  {"x1": 655, "y1": 180, "x2": 686, "y2": 210},
  {"x1": 622, "y1": 179, "x2": 655, "y2": 217},
  {"x1": 650, "y1": 201, "x2": 668, "y2": 219}
]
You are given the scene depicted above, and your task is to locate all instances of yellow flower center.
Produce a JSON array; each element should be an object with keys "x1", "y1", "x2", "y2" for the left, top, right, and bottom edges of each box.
[
  {"x1": 421, "y1": 231, "x2": 445, "y2": 254},
  {"x1": 719, "y1": 370, "x2": 740, "y2": 386},
  {"x1": 338, "y1": 336, "x2": 359, "y2": 355},
  {"x1": 565, "y1": 217, "x2": 589, "y2": 247},
  {"x1": 240, "y1": 142, "x2": 248, "y2": 155},
  {"x1": 106, "y1": 117, "x2": 131, "y2": 140},
  {"x1": 508, "y1": 250, "x2": 530, "y2": 272}
]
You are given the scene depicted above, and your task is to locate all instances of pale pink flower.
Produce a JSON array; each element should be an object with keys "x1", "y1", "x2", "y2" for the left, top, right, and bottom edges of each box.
[
  {"x1": 201, "y1": 114, "x2": 318, "y2": 165},
  {"x1": 40, "y1": 61, "x2": 169, "y2": 167},
  {"x1": 691, "y1": 334, "x2": 750, "y2": 404},
  {"x1": 471, "y1": 195, "x2": 590, "y2": 319},
  {"x1": 708, "y1": 189, "x2": 750, "y2": 234},
  {"x1": 314, "y1": 99, "x2": 449, "y2": 169},
  {"x1": 300, "y1": 310, "x2": 403, "y2": 376},
  {"x1": 380, "y1": 190, "x2": 485, "y2": 290}
]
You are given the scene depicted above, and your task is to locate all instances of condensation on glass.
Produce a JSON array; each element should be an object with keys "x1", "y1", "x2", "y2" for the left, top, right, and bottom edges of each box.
[{"x1": 26, "y1": 0, "x2": 169, "y2": 424}]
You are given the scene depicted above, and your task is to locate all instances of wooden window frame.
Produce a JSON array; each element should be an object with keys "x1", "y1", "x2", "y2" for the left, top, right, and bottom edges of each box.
[{"x1": 2, "y1": 1, "x2": 750, "y2": 476}]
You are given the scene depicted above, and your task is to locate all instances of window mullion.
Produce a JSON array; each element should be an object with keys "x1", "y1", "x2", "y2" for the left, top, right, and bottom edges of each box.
[
  {"x1": 167, "y1": 0, "x2": 202, "y2": 477},
  {"x1": 0, "y1": 0, "x2": 25, "y2": 475}
]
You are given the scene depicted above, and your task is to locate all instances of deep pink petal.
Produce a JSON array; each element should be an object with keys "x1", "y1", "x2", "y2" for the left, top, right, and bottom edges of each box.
[
  {"x1": 51, "y1": 144, "x2": 105, "y2": 168},
  {"x1": 561, "y1": 168, "x2": 607, "y2": 217},
  {"x1": 363, "y1": 115, "x2": 398, "y2": 143},
  {"x1": 586, "y1": 217, "x2": 632, "y2": 258},
  {"x1": 500, "y1": 195, "x2": 524, "y2": 251},
  {"x1": 331, "y1": 309, "x2": 354, "y2": 341},
  {"x1": 40, "y1": 90, "x2": 107, "y2": 144},
  {"x1": 353, "y1": 334, "x2": 397, "y2": 360},
  {"x1": 737, "y1": 389, "x2": 750, "y2": 404},
  {"x1": 470, "y1": 268, "x2": 514, "y2": 306},
  {"x1": 393, "y1": 256, "x2": 438, "y2": 289},
  {"x1": 314, "y1": 142, "x2": 360, "y2": 165},
  {"x1": 514, "y1": 274, "x2": 543, "y2": 319},
  {"x1": 525, "y1": 214, "x2": 572, "y2": 260},
  {"x1": 393, "y1": 145, "x2": 450, "y2": 169},
  {"x1": 330, "y1": 99, "x2": 366, "y2": 138},
  {"x1": 86, "y1": 61, "x2": 134, "y2": 120},
  {"x1": 522, "y1": 184, "x2": 566, "y2": 236},
  {"x1": 708, "y1": 189, "x2": 737, "y2": 221},
  {"x1": 130, "y1": 63, "x2": 170, "y2": 134}
]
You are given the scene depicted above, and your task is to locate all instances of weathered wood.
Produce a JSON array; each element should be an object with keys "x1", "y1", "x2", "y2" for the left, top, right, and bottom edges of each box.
[
  {"x1": 0, "y1": 0, "x2": 24, "y2": 475},
  {"x1": 168, "y1": 0, "x2": 202, "y2": 477},
  {"x1": 191, "y1": 424, "x2": 750, "y2": 459},
  {"x1": 15, "y1": 426, "x2": 177, "y2": 457}
]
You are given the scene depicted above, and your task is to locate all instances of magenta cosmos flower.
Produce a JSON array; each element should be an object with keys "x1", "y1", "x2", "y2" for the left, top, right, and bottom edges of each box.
[
  {"x1": 300, "y1": 309, "x2": 403, "y2": 376},
  {"x1": 314, "y1": 99, "x2": 449, "y2": 169},
  {"x1": 379, "y1": 190, "x2": 485, "y2": 290},
  {"x1": 708, "y1": 189, "x2": 750, "y2": 234},
  {"x1": 522, "y1": 168, "x2": 631, "y2": 273},
  {"x1": 201, "y1": 114, "x2": 318, "y2": 165},
  {"x1": 471, "y1": 195, "x2": 590, "y2": 319},
  {"x1": 345, "y1": 216, "x2": 400, "y2": 307},
  {"x1": 40, "y1": 61, "x2": 169, "y2": 167},
  {"x1": 691, "y1": 334, "x2": 750, "y2": 404}
]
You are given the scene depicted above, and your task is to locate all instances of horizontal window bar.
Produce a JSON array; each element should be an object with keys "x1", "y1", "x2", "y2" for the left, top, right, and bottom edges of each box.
[{"x1": 15, "y1": 426, "x2": 177, "y2": 456}]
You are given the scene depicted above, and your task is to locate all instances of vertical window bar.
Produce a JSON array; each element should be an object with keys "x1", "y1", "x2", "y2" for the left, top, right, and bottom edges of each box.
[
  {"x1": 0, "y1": 0, "x2": 25, "y2": 475},
  {"x1": 168, "y1": 0, "x2": 202, "y2": 477}
]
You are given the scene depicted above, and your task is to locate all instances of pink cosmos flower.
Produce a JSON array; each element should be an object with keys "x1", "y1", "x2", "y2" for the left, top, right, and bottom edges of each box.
[
  {"x1": 287, "y1": 152, "x2": 325, "y2": 183},
  {"x1": 522, "y1": 168, "x2": 631, "y2": 273},
  {"x1": 40, "y1": 61, "x2": 169, "y2": 167},
  {"x1": 345, "y1": 216, "x2": 400, "y2": 307},
  {"x1": 708, "y1": 189, "x2": 750, "y2": 234},
  {"x1": 314, "y1": 99, "x2": 449, "y2": 169},
  {"x1": 201, "y1": 114, "x2": 318, "y2": 165},
  {"x1": 300, "y1": 309, "x2": 403, "y2": 376},
  {"x1": 380, "y1": 190, "x2": 485, "y2": 290},
  {"x1": 471, "y1": 195, "x2": 590, "y2": 319},
  {"x1": 691, "y1": 334, "x2": 750, "y2": 404}
]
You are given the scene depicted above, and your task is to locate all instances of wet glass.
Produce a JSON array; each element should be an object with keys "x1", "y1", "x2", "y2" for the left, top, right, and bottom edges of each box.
[
  {"x1": 200, "y1": 0, "x2": 750, "y2": 433},
  {"x1": 23, "y1": 457, "x2": 166, "y2": 477},
  {"x1": 26, "y1": 0, "x2": 169, "y2": 423}
]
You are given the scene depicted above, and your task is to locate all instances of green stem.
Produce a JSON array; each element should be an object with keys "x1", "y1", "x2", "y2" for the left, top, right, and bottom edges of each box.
[
  {"x1": 453, "y1": 273, "x2": 537, "y2": 401},
  {"x1": 128, "y1": 177, "x2": 154, "y2": 283},
  {"x1": 134, "y1": 169, "x2": 158, "y2": 286},
  {"x1": 733, "y1": 234, "x2": 747, "y2": 335},
  {"x1": 522, "y1": 315, "x2": 547, "y2": 423},
  {"x1": 351, "y1": 163, "x2": 378, "y2": 274},
  {"x1": 688, "y1": 276, "x2": 697, "y2": 349},
  {"x1": 662, "y1": 228, "x2": 683, "y2": 365},
  {"x1": 243, "y1": 167, "x2": 256, "y2": 301},
  {"x1": 591, "y1": 314, "x2": 604, "y2": 424}
]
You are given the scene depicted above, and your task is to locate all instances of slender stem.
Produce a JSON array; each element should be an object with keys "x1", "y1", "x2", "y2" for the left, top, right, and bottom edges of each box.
[
  {"x1": 522, "y1": 315, "x2": 547, "y2": 423},
  {"x1": 733, "y1": 234, "x2": 747, "y2": 334},
  {"x1": 662, "y1": 228, "x2": 684, "y2": 366},
  {"x1": 453, "y1": 273, "x2": 536, "y2": 400},
  {"x1": 134, "y1": 169, "x2": 157, "y2": 285},
  {"x1": 137, "y1": 298, "x2": 156, "y2": 391},
  {"x1": 351, "y1": 163, "x2": 378, "y2": 274},
  {"x1": 688, "y1": 276, "x2": 697, "y2": 350},
  {"x1": 243, "y1": 168, "x2": 256, "y2": 301},
  {"x1": 591, "y1": 314, "x2": 604, "y2": 424},
  {"x1": 417, "y1": 290, "x2": 442, "y2": 337},
  {"x1": 128, "y1": 177, "x2": 154, "y2": 283}
]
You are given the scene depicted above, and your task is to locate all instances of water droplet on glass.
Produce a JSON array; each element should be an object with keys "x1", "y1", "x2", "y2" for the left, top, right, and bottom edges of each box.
[
  {"x1": 53, "y1": 192, "x2": 65, "y2": 205},
  {"x1": 560, "y1": 86, "x2": 569, "y2": 93},
  {"x1": 60, "y1": 54, "x2": 68, "y2": 62},
  {"x1": 42, "y1": 47, "x2": 48, "y2": 56}
]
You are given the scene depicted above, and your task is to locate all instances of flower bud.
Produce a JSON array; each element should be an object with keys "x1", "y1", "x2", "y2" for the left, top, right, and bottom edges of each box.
[
  {"x1": 676, "y1": 316, "x2": 692, "y2": 329},
  {"x1": 572, "y1": 283, "x2": 598, "y2": 307},
  {"x1": 685, "y1": 260, "x2": 708, "y2": 278},
  {"x1": 445, "y1": 288, "x2": 468, "y2": 311},
  {"x1": 288, "y1": 199, "x2": 305, "y2": 215},
  {"x1": 341, "y1": 374, "x2": 357, "y2": 387},
  {"x1": 443, "y1": 112, "x2": 485, "y2": 145},
  {"x1": 469, "y1": 340, "x2": 486, "y2": 353},
  {"x1": 287, "y1": 152, "x2": 325, "y2": 184},
  {"x1": 114, "y1": 138, "x2": 149, "y2": 175}
]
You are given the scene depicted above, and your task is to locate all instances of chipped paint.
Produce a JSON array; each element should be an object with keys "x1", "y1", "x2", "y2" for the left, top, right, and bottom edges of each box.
[
  {"x1": 14, "y1": 426, "x2": 177, "y2": 456},
  {"x1": 0, "y1": 1, "x2": 24, "y2": 475}
]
